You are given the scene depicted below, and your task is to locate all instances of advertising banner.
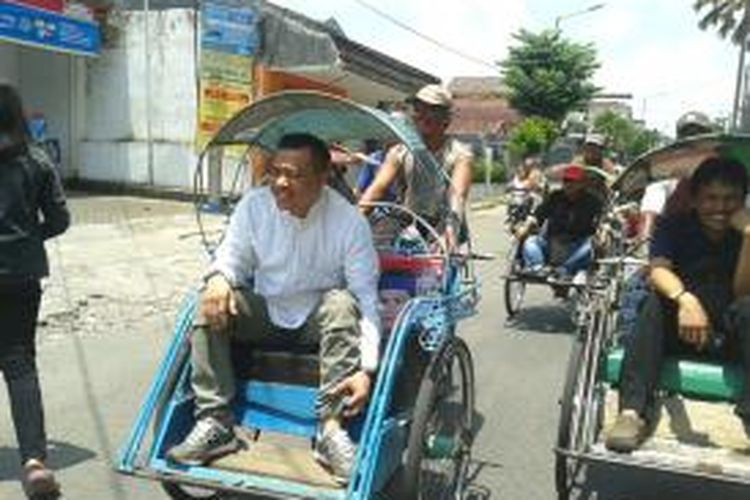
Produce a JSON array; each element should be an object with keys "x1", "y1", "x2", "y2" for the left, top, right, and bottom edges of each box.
[
  {"x1": 196, "y1": 0, "x2": 257, "y2": 148},
  {"x1": 0, "y1": 1, "x2": 100, "y2": 56}
]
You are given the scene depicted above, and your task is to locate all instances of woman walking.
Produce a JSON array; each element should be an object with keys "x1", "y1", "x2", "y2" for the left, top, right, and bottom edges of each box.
[{"x1": 0, "y1": 84, "x2": 70, "y2": 498}]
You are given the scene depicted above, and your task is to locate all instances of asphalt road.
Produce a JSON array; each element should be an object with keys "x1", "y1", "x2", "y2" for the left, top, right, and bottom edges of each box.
[{"x1": 0, "y1": 197, "x2": 749, "y2": 499}]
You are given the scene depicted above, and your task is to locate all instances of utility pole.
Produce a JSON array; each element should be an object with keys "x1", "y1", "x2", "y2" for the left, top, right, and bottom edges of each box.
[
  {"x1": 144, "y1": 0, "x2": 154, "y2": 185},
  {"x1": 554, "y1": 3, "x2": 605, "y2": 31}
]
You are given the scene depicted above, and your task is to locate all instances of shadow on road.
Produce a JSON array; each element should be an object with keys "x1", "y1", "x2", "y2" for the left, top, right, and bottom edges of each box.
[
  {"x1": 506, "y1": 304, "x2": 574, "y2": 335},
  {"x1": 0, "y1": 440, "x2": 96, "y2": 481},
  {"x1": 572, "y1": 462, "x2": 750, "y2": 500},
  {"x1": 464, "y1": 455, "x2": 503, "y2": 499}
]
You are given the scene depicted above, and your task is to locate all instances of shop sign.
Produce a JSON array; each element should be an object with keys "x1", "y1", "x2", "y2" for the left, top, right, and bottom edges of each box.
[
  {"x1": 196, "y1": 0, "x2": 257, "y2": 148},
  {"x1": 0, "y1": 1, "x2": 100, "y2": 56}
]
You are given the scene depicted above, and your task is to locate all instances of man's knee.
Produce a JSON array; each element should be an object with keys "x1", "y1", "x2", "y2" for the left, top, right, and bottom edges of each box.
[
  {"x1": 731, "y1": 296, "x2": 750, "y2": 339},
  {"x1": 317, "y1": 289, "x2": 359, "y2": 328}
]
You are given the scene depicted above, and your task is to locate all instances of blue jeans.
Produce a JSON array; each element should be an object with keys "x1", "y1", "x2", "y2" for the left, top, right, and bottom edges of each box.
[{"x1": 522, "y1": 235, "x2": 592, "y2": 275}]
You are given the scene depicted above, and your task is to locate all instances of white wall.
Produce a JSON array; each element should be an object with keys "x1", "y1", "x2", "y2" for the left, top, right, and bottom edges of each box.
[
  {"x1": 18, "y1": 47, "x2": 75, "y2": 175},
  {"x1": 82, "y1": 9, "x2": 198, "y2": 188},
  {"x1": 0, "y1": 43, "x2": 20, "y2": 86}
]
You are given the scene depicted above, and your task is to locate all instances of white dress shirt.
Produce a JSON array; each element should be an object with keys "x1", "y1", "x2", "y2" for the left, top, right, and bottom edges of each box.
[
  {"x1": 640, "y1": 179, "x2": 678, "y2": 214},
  {"x1": 211, "y1": 186, "x2": 381, "y2": 371}
]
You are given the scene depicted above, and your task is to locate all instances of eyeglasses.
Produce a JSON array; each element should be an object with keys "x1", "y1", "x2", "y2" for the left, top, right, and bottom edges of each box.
[
  {"x1": 264, "y1": 163, "x2": 316, "y2": 182},
  {"x1": 410, "y1": 102, "x2": 451, "y2": 123}
]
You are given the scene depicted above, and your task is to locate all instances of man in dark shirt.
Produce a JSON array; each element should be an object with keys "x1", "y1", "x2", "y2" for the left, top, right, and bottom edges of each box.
[
  {"x1": 606, "y1": 157, "x2": 750, "y2": 453},
  {"x1": 516, "y1": 164, "x2": 603, "y2": 279}
]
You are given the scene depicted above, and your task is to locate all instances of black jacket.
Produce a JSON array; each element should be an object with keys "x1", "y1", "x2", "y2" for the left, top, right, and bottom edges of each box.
[
  {"x1": 533, "y1": 190, "x2": 603, "y2": 241},
  {"x1": 0, "y1": 144, "x2": 70, "y2": 283}
]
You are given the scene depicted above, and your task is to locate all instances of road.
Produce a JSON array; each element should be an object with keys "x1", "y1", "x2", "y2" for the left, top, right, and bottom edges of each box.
[{"x1": 0, "y1": 195, "x2": 748, "y2": 499}]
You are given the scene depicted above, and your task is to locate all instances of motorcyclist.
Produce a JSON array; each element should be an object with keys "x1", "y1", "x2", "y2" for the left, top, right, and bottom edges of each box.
[{"x1": 507, "y1": 156, "x2": 544, "y2": 229}]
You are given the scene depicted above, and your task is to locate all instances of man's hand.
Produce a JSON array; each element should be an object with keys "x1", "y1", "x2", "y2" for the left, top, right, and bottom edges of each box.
[
  {"x1": 200, "y1": 274, "x2": 237, "y2": 332},
  {"x1": 677, "y1": 292, "x2": 710, "y2": 350},
  {"x1": 731, "y1": 208, "x2": 750, "y2": 235},
  {"x1": 332, "y1": 370, "x2": 372, "y2": 417}
]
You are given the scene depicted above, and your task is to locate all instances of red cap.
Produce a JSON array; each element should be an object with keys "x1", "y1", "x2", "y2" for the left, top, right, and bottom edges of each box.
[{"x1": 563, "y1": 164, "x2": 585, "y2": 181}]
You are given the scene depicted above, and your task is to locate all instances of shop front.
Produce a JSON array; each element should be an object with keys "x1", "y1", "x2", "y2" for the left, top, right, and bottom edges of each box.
[{"x1": 0, "y1": 0, "x2": 101, "y2": 177}]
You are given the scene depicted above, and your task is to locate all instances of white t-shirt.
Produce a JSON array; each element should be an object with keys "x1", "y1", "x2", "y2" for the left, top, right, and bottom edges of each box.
[{"x1": 640, "y1": 179, "x2": 679, "y2": 214}]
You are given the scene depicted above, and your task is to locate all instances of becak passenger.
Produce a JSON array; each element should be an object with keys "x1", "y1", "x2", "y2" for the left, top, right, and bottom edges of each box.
[{"x1": 607, "y1": 157, "x2": 750, "y2": 452}]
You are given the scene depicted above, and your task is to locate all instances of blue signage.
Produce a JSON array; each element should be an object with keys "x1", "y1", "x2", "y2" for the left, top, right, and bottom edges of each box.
[
  {"x1": 0, "y1": 1, "x2": 101, "y2": 57},
  {"x1": 202, "y1": 0, "x2": 258, "y2": 56}
]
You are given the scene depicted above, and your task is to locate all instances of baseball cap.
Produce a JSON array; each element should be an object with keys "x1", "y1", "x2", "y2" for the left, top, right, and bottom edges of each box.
[
  {"x1": 409, "y1": 84, "x2": 453, "y2": 108},
  {"x1": 584, "y1": 133, "x2": 605, "y2": 147},
  {"x1": 563, "y1": 164, "x2": 586, "y2": 181},
  {"x1": 676, "y1": 111, "x2": 712, "y2": 139}
]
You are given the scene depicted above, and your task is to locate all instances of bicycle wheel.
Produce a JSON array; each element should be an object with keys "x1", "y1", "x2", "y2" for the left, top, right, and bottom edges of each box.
[
  {"x1": 554, "y1": 338, "x2": 584, "y2": 500},
  {"x1": 401, "y1": 337, "x2": 475, "y2": 500},
  {"x1": 504, "y1": 241, "x2": 526, "y2": 318}
]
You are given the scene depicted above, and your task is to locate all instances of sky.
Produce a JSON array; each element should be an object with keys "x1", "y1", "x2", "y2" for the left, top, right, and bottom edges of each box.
[{"x1": 270, "y1": 0, "x2": 738, "y2": 135}]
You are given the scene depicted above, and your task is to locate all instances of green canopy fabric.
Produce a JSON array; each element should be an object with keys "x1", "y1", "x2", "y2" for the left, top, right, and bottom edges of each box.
[{"x1": 612, "y1": 134, "x2": 750, "y2": 202}]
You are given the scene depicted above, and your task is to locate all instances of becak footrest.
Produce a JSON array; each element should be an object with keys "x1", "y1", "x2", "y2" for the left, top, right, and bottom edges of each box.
[{"x1": 604, "y1": 347, "x2": 743, "y2": 402}]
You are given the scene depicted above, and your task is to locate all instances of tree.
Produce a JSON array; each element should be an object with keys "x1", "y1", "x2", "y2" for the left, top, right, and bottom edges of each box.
[
  {"x1": 506, "y1": 116, "x2": 559, "y2": 161},
  {"x1": 593, "y1": 110, "x2": 635, "y2": 155},
  {"x1": 627, "y1": 128, "x2": 662, "y2": 159},
  {"x1": 500, "y1": 29, "x2": 600, "y2": 123},
  {"x1": 694, "y1": 0, "x2": 750, "y2": 44},
  {"x1": 694, "y1": 0, "x2": 750, "y2": 129},
  {"x1": 592, "y1": 110, "x2": 662, "y2": 162}
]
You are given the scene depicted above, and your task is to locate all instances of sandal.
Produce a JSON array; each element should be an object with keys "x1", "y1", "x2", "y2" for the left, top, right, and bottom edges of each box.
[{"x1": 22, "y1": 459, "x2": 60, "y2": 499}]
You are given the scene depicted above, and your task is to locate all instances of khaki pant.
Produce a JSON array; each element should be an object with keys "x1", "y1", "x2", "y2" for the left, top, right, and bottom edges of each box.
[{"x1": 191, "y1": 288, "x2": 362, "y2": 420}]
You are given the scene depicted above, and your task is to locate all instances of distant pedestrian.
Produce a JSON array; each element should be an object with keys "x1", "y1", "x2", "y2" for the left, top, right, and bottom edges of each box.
[{"x1": 0, "y1": 84, "x2": 70, "y2": 498}]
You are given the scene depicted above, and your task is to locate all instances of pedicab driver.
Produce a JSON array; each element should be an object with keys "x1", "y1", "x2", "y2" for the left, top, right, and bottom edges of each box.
[
  {"x1": 607, "y1": 157, "x2": 750, "y2": 453},
  {"x1": 168, "y1": 133, "x2": 381, "y2": 484}
]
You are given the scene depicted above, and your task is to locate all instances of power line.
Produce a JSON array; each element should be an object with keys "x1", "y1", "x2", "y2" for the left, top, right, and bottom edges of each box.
[{"x1": 350, "y1": 0, "x2": 499, "y2": 72}]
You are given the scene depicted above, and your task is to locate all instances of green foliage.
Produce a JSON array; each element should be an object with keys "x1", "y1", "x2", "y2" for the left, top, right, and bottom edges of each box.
[
  {"x1": 500, "y1": 29, "x2": 600, "y2": 122},
  {"x1": 628, "y1": 128, "x2": 662, "y2": 159},
  {"x1": 694, "y1": 0, "x2": 749, "y2": 45},
  {"x1": 506, "y1": 116, "x2": 560, "y2": 160},
  {"x1": 593, "y1": 110, "x2": 636, "y2": 154},
  {"x1": 471, "y1": 159, "x2": 507, "y2": 184},
  {"x1": 592, "y1": 110, "x2": 662, "y2": 162}
]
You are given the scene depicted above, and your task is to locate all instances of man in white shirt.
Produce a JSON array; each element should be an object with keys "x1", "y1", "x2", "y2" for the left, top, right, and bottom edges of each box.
[{"x1": 167, "y1": 133, "x2": 380, "y2": 484}]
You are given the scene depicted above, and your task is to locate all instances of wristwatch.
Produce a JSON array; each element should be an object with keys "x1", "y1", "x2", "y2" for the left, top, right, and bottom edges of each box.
[{"x1": 668, "y1": 288, "x2": 686, "y2": 302}]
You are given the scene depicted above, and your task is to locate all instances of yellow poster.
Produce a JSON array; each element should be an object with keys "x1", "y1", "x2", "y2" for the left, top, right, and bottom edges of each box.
[{"x1": 196, "y1": 0, "x2": 257, "y2": 149}]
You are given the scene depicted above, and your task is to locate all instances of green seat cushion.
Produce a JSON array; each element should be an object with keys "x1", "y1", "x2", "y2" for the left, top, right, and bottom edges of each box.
[{"x1": 604, "y1": 347, "x2": 744, "y2": 402}]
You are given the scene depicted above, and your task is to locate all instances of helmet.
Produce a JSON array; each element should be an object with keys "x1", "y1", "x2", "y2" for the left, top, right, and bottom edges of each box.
[{"x1": 676, "y1": 111, "x2": 712, "y2": 139}]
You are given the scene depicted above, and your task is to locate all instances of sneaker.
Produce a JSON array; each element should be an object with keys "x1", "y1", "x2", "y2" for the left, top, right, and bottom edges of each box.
[
  {"x1": 605, "y1": 409, "x2": 647, "y2": 453},
  {"x1": 166, "y1": 416, "x2": 241, "y2": 466},
  {"x1": 571, "y1": 270, "x2": 587, "y2": 287},
  {"x1": 548, "y1": 268, "x2": 573, "y2": 285},
  {"x1": 521, "y1": 265, "x2": 550, "y2": 279},
  {"x1": 313, "y1": 428, "x2": 356, "y2": 484},
  {"x1": 22, "y1": 460, "x2": 60, "y2": 499}
]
